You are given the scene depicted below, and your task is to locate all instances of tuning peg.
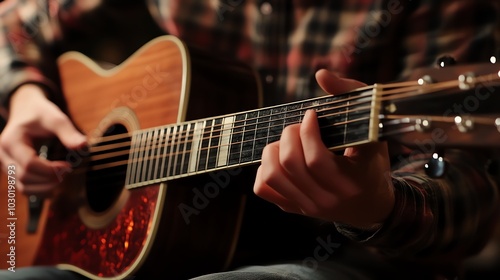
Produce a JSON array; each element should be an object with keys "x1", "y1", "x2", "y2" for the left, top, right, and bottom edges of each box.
[
  {"x1": 454, "y1": 116, "x2": 474, "y2": 132},
  {"x1": 417, "y1": 75, "x2": 433, "y2": 85},
  {"x1": 424, "y1": 151, "x2": 447, "y2": 178},
  {"x1": 436, "y1": 55, "x2": 457, "y2": 68},
  {"x1": 491, "y1": 48, "x2": 500, "y2": 64}
]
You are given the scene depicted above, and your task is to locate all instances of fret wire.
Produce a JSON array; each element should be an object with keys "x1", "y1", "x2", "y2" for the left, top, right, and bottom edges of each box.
[
  {"x1": 256, "y1": 109, "x2": 270, "y2": 161},
  {"x1": 217, "y1": 116, "x2": 234, "y2": 167},
  {"x1": 205, "y1": 119, "x2": 215, "y2": 171},
  {"x1": 207, "y1": 118, "x2": 222, "y2": 170},
  {"x1": 251, "y1": 111, "x2": 260, "y2": 160},
  {"x1": 161, "y1": 127, "x2": 170, "y2": 179},
  {"x1": 147, "y1": 129, "x2": 158, "y2": 182},
  {"x1": 238, "y1": 113, "x2": 248, "y2": 163},
  {"x1": 171, "y1": 126, "x2": 178, "y2": 176},
  {"x1": 198, "y1": 120, "x2": 211, "y2": 172},
  {"x1": 182, "y1": 123, "x2": 191, "y2": 174},
  {"x1": 166, "y1": 126, "x2": 176, "y2": 178},
  {"x1": 155, "y1": 128, "x2": 165, "y2": 180},
  {"x1": 344, "y1": 96, "x2": 349, "y2": 145},
  {"x1": 177, "y1": 125, "x2": 186, "y2": 176},
  {"x1": 228, "y1": 114, "x2": 244, "y2": 165},
  {"x1": 189, "y1": 121, "x2": 204, "y2": 173},
  {"x1": 135, "y1": 131, "x2": 146, "y2": 184},
  {"x1": 133, "y1": 131, "x2": 144, "y2": 184},
  {"x1": 126, "y1": 133, "x2": 139, "y2": 185},
  {"x1": 215, "y1": 120, "x2": 222, "y2": 167},
  {"x1": 134, "y1": 133, "x2": 145, "y2": 184},
  {"x1": 244, "y1": 112, "x2": 258, "y2": 163},
  {"x1": 175, "y1": 124, "x2": 186, "y2": 176},
  {"x1": 141, "y1": 130, "x2": 153, "y2": 183},
  {"x1": 177, "y1": 125, "x2": 185, "y2": 176},
  {"x1": 182, "y1": 123, "x2": 192, "y2": 174}
]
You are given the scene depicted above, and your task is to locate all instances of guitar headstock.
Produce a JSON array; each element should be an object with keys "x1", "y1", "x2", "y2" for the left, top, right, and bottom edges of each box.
[{"x1": 378, "y1": 61, "x2": 500, "y2": 149}]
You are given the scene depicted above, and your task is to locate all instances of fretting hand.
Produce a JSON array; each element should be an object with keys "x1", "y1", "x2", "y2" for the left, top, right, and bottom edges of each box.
[{"x1": 254, "y1": 70, "x2": 395, "y2": 229}]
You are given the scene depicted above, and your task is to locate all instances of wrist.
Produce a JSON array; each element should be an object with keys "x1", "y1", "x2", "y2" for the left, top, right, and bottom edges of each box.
[{"x1": 9, "y1": 84, "x2": 50, "y2": 113}]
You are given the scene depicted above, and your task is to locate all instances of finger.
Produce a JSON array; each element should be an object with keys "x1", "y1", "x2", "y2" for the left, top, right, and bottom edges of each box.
[
  {"x1": 315, "y1": 69, "x2": 367, "y2": 95},
  {"x1": 299, "y1": 110, "x2": 352, "y2": 195},
  {"x1": 344, "y1": 141, "x2": 389, "y2": 159},
  {"x1": 278, "y1": 124, "x2": 332, "y2": 200},
  {"x1": 20, "y1": 181, "x2": 57, "y2": 197},
  {"x1": 253, "y1": 166, "x2": 303, "y2": 215},
  {"x1": 39, "y1": 110, "x2": 87, "y2": 150},
  {"x1": 4, "y1": 135, "x2": 73, "y2": 189},
  {"x1": 6, "y1": 140, "x2": 60, "y2": 176},
  {"x1": 22, "y1": 160, "x2": 72, "y2": 184},
  {"x1": 258, "y1": 142, "x2": 317, "y2": 212}
]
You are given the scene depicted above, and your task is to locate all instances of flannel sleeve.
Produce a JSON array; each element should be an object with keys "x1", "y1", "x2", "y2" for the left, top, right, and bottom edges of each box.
[
  {"x1": 337, "y1": 150, "x2": 499, "y2": 261},
  {"x1": 0, "y1": 0, "x2": 62, "y2": 109}
]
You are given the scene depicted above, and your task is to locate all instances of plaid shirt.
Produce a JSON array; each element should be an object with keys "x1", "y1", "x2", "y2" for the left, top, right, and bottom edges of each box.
[{"x1": 0, "y1": 0, "x2": 499, "y2": 266}]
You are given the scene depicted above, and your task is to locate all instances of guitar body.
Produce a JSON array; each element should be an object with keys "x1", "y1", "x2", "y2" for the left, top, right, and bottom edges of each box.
[{"x1": 34, "y1": 36, "x2": 261, "y2": 279}]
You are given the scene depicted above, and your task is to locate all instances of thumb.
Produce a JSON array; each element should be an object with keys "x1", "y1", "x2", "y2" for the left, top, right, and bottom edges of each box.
[
  {"x1": 344, "y1": 141, "x2": 389, "y2": 159},
  {"x1": 315, "y1": 69, "x2": 367, "y2": 95},
  {"x1": 46, "y1": 113, "x2": 87, "y2": 150}
]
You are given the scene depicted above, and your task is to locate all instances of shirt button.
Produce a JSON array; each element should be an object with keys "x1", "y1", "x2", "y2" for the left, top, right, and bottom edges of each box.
[{"x1": 260, "y1": 2, "x2": 273, "y2": 15}]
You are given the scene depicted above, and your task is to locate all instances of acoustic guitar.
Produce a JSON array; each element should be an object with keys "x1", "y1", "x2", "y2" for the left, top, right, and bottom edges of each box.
[{"x1": 31, "y1": 35, "x2": 500, "y2": 279}]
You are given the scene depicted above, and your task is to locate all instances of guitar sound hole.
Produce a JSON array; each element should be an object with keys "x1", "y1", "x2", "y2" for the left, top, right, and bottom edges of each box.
[{"x1": 86, "y1": 124, "x2": 130, "y2": 213}]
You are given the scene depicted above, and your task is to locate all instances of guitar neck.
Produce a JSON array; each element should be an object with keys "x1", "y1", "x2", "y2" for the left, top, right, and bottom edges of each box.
[{"x1": 124, "y1": 87, "x2": 378, "y2": 188}]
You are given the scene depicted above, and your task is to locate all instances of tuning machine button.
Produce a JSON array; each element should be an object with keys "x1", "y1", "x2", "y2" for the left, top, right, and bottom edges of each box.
[
  {"x1": 495, "y1": 118, "x2": 500, "y2": 132},
  {"x1": 455, "y1": 116, "x2": 474, "y2": 133},
  {"x1": 458, "y1": 72, "x2": 476, "y2": 90},
  {"x1": 415, "y1": 118, "x2": 431, "y2": 132},
  {"x1": 437, "y1": 55, "x2": 457, "y2": 68},
  {"x1": 417, "y1": 75, "x2": 433, "y2": 85}
]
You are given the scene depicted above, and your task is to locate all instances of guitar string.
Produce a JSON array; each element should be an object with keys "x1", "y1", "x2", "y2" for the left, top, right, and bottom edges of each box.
[
  {"x1": 89, "y1": 87, "x2": 373, "y2": 154},
  {"x1": 88, "y1": 74, "x2": 487, "y2": 158},
  {"x1": 92, "y1": 129, "x2": 368, "y2": 187},
  {"x1": 88, "y1": 113, "x2": 372, "y2": 171},
  {"x1": 89, "y1": 72, "x2": 499, "y2": 153},
  {"x1": 91, "y1": 83, "x2": 385, "y2": 155},
  {"x1": 92, "y1": 71, "x2": 500, "y2": 151},
  {"x1": 86, "y1": 97, "x2": 375, "y2": 168},
  {"x1": 70, "y1": 73, "x2": 500, "y2": 176},
  {"x1": 89, "y1": 100, "x2": 374, "y2": 162},
  {"x1": 89, "y1": 103, "x2": 372, "y2": 161},
  {"x1": 89, "y1": 96, "x2": 500, "y2": 180},
  {"x1": 70, "y1": 116, "x2": 375, "y2": 181},
  {"x1": 88, "y1": 74, "x2": 500, "y2": 174}
]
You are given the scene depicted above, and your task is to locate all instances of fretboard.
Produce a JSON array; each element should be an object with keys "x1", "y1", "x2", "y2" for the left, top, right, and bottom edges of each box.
[{"x1": 125, "y1": 87, "x2": 377, "y2": 188}]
